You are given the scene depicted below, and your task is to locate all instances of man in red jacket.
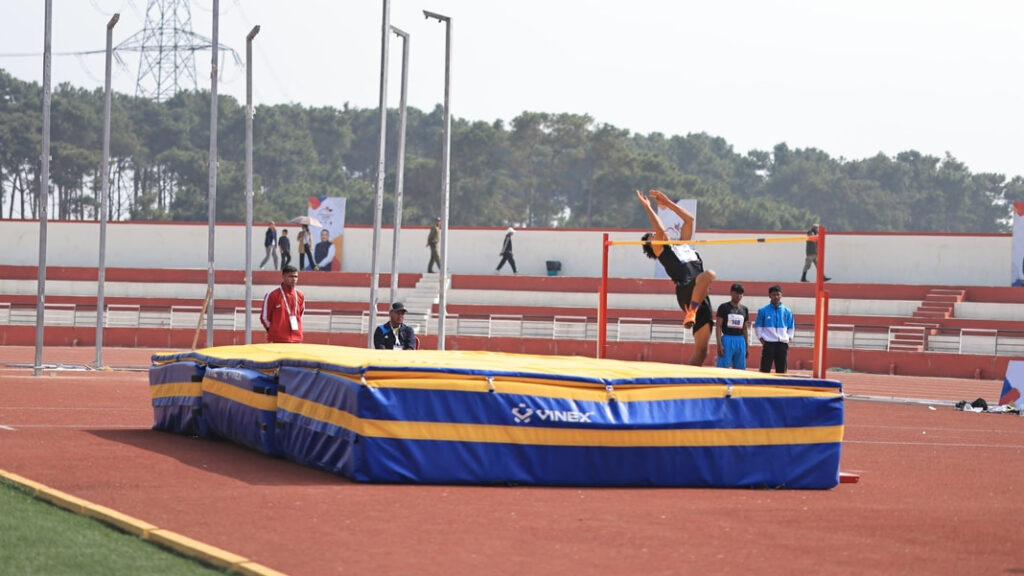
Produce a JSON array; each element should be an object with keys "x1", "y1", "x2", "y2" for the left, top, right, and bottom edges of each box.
[{"x1": 260, "y1": 265, "x2": 305, "y2": 343}]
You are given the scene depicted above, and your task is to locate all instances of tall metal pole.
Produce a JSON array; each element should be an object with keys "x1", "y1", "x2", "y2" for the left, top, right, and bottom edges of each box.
[
  {"x1": 205, "y1": 0, "x2": 220, "y2": 347},
  {"x1": 244, "y1": 25, "x2": 260, "y2": 344},
  {"x1": 389, "y1": 26, "x2": 409, "y2": 305},
  {"x1": 33, "y1": 0, "x2": 53, "y2": 376},
  {"x1": 367, "y1": 0, "x2": 391, "y2": 347},
  {"x1": 424, "y1": 10, "x2": 452, "y2": 349},
  {"x1": 96, "y1": 13, "x2": 119, "y2": 368}
]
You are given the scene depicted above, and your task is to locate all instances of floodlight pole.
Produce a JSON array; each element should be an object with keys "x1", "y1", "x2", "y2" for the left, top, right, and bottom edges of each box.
[
  {"x1": 368, "y1": 0, "x2": 391, "y2": 344},
  {"x1": 33, "y1": 0, "x2": 53, "y2": 377},
  {"x1": 96, "y1": 13, "x2": 119, "y2": 368},
  {"x1": 244, "y1": 25, "x2": 260, "y2": 344},
  {"x1": 205, "y1": 0, "x2": 220, "y2": 348},
  {"x1": 389, "y1": 25, "x2": 409, "y2": 305},
  {"x1": 367, "y1": 0, "x2": 391, "y2": 348},
  {"x1": 423, "y1": 9, "x2": 452, "y2": 350}
]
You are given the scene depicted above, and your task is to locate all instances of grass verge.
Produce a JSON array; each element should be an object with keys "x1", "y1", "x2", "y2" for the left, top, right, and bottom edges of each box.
[{"x1": 0, "y1": 478, "x2": 228, "y2": 575}]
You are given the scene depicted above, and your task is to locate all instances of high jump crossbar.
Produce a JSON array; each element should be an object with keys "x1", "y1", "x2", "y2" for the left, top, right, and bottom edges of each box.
[
  {"x1": 598, "y1": 228, "x2": 830, "y2": 379},
  {"x1": 610, "y1": 235, "x2": 815, "y2": 246}
]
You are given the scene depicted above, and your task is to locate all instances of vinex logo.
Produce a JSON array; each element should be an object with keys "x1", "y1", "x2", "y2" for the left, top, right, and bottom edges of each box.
[{"x1": 511, "y1": 403, "x2": 593, "y2": 424}]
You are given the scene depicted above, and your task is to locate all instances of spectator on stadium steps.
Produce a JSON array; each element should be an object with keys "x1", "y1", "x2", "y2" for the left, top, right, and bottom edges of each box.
[
  {"x1": 635, "y1": 189, "x2": 716, "y2": 367},
  {"x1": 373, "y1": 302, "x2": 417, "y2": 350},
  {"x1": 259, "y1": 221, "x2": 278, "y2": 270},
  {"x1": 715, "y1": 283, "x2": 750, "y2": 370},
  {"x1": 754, "y1": 284, "x2": 795, "y2": 373},
  {"x1": 260, "y1": 265, "x2": 305, "y2": 343}
]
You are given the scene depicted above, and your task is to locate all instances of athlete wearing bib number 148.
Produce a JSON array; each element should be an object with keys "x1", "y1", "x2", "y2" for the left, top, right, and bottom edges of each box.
[
  {"x1": 715, "y1": 283, "x2": 750, "y2": 369},
  {"x1": 635, "y1": 189, "x2": 717, "y2": 367},
  {"x1": 260, "y1": 265, "x2": 305, "y2": 343}
]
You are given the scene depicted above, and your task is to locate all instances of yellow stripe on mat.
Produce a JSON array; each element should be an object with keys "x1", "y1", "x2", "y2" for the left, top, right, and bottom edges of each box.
[
  {"x1": 0, "y1": 469, "x2": 286, "y2": 576},
  {"x1": 278, "y1": 394, "x2": 844, "y2": 447}
]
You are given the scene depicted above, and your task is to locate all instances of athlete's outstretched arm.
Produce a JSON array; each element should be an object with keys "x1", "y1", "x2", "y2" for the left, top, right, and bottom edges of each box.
[
  {"x1": 648, "y1": 189, "x2": 694, "y2": 241},
  {"x1": 636, "y1": 189, "x2": 668, "y2": 243}
]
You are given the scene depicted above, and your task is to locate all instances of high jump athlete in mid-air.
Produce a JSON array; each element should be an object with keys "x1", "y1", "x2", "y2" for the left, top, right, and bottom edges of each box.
[{"x1": 635, "y1": 189, "x2": 717, "y2": 366}]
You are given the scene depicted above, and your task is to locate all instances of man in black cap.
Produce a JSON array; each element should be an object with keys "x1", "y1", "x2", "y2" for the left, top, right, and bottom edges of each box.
[
  {"x1": 427, "y1": 216, "x2": 441, "y2": 273},
  {"x1": 373, "y1": 302, "x2": 417, "y2": 350},
  {"x1": 715, "y1": 283, "x2": 750, "y2": 369}
]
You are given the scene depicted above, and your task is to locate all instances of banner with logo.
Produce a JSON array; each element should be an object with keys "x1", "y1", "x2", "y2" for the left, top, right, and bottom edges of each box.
[
  {"x1": 999, "y1": 360, "x2": 1024, "y2": 408},
  {"x1": 654, "y1": 198, "x2": 697, "y2": 279},
  {"x1": 1013, "y1": 201, "x2": 1024, "y2": 287},
  {"x1": 308, "y1": 197, "x2": 345, "y2": 271}
]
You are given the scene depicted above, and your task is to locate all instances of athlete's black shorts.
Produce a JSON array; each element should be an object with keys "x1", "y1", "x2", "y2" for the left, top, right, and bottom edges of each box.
[{"x1": 673, "y1": 260, "x2": 713, "y2": 334}]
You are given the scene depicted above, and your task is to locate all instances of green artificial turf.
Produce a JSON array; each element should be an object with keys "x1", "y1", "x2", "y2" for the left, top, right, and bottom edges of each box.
[{"x1": 0, "y1": 479, "x2": 229, "y2": 575}]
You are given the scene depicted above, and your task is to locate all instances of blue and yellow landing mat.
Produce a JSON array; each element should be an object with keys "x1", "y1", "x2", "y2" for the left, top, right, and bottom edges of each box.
[{"x1": 149, "y1": 344, "x2": 844, "y2": 489}]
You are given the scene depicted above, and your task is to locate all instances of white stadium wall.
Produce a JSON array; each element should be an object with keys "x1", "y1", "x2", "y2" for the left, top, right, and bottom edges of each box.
[{"x1": 3, "y1": 220, "x2": 1013, "y2": 287}]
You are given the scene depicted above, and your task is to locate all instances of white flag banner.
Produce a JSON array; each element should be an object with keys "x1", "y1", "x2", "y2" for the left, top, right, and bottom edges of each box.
[
  {"x1": 999, "y1": 360, "x2": 1024, "y2": 408},
  {"x1": 1013, "y1": 201, "x2": 1024, "y2": 287},
  {"x1": 654, "y1": 199, "x2": 697, "y2": 279}
]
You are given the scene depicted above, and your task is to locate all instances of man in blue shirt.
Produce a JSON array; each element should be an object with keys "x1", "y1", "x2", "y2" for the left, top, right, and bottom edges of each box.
[{"x1": 754, "y1": 285, "x2": 795, "y2": 373}]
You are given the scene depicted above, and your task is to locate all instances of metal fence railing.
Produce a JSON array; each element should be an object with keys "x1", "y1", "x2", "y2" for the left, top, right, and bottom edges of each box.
[{"x1": 6, "y1": 302, "x2": 1023, "y2": 356}]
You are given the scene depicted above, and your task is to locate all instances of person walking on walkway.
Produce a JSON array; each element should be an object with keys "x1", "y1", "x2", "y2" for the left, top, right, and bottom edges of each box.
[
  {"x1": 259, "y1": 221, "x2": 278, "y2": 270},
  {"x1": 495, "y1": 227, "x2": 518, "y2": 274},
  {"x1": 801, "y1": 224, "x2": 831, "y2": 282},
  {"x1": 427, "y1": 216, "x2": 442, "y2": 273}
]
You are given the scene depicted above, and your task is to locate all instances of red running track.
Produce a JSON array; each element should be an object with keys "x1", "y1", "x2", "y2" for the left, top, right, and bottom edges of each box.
[{"x1": 1, "y1": 346, "x2": 1022, "y2": 575}]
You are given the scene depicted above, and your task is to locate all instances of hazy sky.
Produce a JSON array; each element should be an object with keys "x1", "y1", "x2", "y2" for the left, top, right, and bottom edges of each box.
[{"x1": 3, "y1": 0, "x2": 1022, "y2": 177}]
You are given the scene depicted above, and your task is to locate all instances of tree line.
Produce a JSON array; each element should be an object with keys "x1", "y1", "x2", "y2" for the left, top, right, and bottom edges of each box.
[{"x1": 1, "y1": 68, "x2": 1019, "y2": 232}]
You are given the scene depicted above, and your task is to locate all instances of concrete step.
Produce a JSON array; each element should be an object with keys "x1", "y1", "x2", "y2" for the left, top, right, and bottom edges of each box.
[
  {"x1": 888, "y1": 343, "x2": 924, "y2": 352},
  {"x1": 904, "y1": 322, "x2": 940, "y2": 335},
  {"x1": 924, "y1": 295, "x2": 962, "y2": 303},
  {"x1": 926, "y1": 289, "x2": 965, "y2": 300}
]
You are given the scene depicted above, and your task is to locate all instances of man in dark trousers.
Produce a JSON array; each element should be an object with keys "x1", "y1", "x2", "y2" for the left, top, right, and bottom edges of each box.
[
  {"x1": 278, "y1": 229, "x2": 292, "y2": 270},
  {"x1": 427, "y1": 216, "x2": 441, "y2": 273},
  {"x1": 801, "y1": 224, "x2": 831, "y2": 282},
  {"x1": 495, "y1": 227, "x2": 518, "y2": 274},
  {"x1": 373, "y1": 302, "x2": 417, "y2": 350},
  {"x1": 754, "y1": 285, "x2": 795, "y2": 373}
]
